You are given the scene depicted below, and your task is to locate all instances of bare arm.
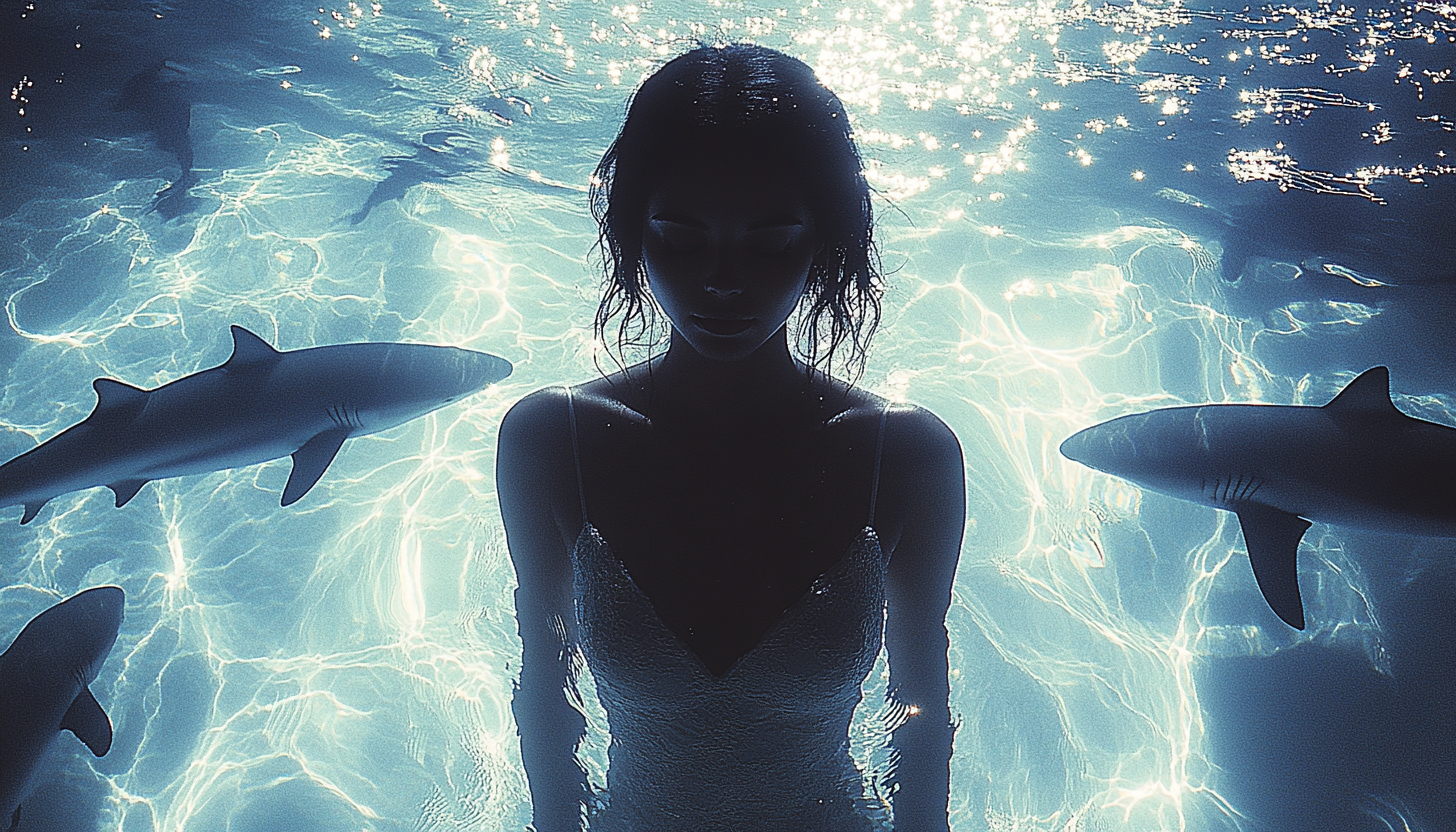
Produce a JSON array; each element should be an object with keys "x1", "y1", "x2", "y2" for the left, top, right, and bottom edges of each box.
[
  {"x1": 882, "y1": 407, "x2": 964, "y2": 832},
  {"x1": 498, "y1": 388, "x2": 589, "y2": 832}
]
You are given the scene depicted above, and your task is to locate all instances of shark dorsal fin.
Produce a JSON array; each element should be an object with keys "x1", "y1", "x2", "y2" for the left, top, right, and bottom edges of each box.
[
  {"x1": 90, "y1": 379, "x2": 149, "y2": 421},
  {"x1": 227, "y1": 326, "x2": 282, "y2": 368},
  {"x1": 1323, "y1": 367, "x2": 1400, "y2": 418}
]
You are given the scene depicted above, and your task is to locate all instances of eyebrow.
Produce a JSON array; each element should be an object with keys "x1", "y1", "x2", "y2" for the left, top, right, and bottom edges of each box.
[{"x1": 648, "y1": 212, "x2": 806, "y2": 231}]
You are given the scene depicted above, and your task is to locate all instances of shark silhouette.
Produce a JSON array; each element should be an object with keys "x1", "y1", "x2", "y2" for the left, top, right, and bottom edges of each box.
[
  {"x1": 345, "y1": 132, "x2": 473, "y2": 226},
  {"x1": 0, "y1": 586, "x2": 124, "y2": 832},
  {"x1": 1060, "y1": 367, "x2": 1456, "y2": 629},
  {"x1": 0, "y1": 326, "x2": 512, "y2": 524},
  {"x1": 119, "y1": 60, "x2": 198, "y2": 219}
]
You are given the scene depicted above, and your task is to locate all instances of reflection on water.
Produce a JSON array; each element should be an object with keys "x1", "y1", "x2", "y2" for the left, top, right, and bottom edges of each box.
[{"x1": 1, "y1": 0, "x2": 1452, "y2": 830}]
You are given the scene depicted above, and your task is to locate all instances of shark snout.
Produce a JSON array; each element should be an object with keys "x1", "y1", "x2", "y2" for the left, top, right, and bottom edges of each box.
[
  {"x1": 1059, "y1": 416, "x2": 1143, "y2": 475},
  {"x1": 397, "y1": 345, "x2": 512, "y2": 401},
  {"x1": 1059, "y1": 429, "x2": 1092, "y2": 465},
  {"x1": 1060, "y1": 424, "x2": 1125, "y2": 469},
  {"x1": 68, "y1": 586, "x2": 125, "y2": 633},
  {"x1": 457, "y1": 348, "x2": 513, "y2": 391}
]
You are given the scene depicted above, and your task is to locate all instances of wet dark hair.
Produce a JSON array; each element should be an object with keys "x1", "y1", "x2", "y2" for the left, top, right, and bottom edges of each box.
[{"x1": 590, "y1": 42, "x2": 882, "y2": 379}]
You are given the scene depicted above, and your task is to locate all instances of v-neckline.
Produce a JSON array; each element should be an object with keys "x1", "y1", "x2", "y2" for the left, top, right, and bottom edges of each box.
[{"x1": 575, "y1": 523, "x2": 882, "y2": 679}]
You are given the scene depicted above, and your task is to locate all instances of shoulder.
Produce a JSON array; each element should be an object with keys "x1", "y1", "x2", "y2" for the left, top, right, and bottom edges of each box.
[
  {"x1": 497, "y1": 381, "x2": 648, "y2": 466},
  {"x1": 826, "y1": 390, "x2": 959, "y2": 460},
  {"x1": 882, "y1": 403, "x2": 961, "y2": 465},
  {"x1": 874, "y1": 402, "x2": 965, "y2": 543},
  {"x1": 497, "y1": 387, "x2": 583, "y2": 541},
  {"x1": 498, "y1": 386, "x2": 573, "y2": 458},
  {"x1": 817, "y1": 378, "x2": 962, "y2": 465}
]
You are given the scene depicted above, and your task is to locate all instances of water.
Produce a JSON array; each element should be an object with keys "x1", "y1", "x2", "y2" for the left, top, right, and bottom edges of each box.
[{"x1": 1, "y1": 0, "x2": 1453, "y2": 829}]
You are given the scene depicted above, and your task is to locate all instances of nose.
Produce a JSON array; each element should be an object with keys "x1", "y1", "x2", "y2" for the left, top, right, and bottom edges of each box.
[{"x1": 705, "y1": 284, "x2": 742, "y2": 298}]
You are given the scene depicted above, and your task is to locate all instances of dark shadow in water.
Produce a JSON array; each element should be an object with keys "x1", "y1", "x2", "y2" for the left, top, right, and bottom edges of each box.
[
  {"x1": 1201, "y1": 542, "x2": 1456, "y2": 832},
  {"x1": 1220, "y1": 269, "x2": 1456, "y2": 396}
]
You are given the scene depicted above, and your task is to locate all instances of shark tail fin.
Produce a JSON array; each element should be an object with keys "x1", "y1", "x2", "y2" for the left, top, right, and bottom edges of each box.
[
  {"x1": 20, "y1": 499, "x2": 49, "y2": 525},
  {"x1": 61, "y1": 685, "x2": 113, "y2": 756},
  {"x1": 1237, "y1": 503, "x2": 1312, "y2": 629}
]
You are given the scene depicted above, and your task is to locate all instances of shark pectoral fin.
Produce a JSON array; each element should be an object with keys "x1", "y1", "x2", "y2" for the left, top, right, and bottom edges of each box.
[
  {"x1": 61, "y1": 685, "x2": 113, "y2": 756},
  {"x1": 225, "y1": 326, "x2": 283, "y2": 369},
  {"x1": 108, "y1": 479, "x2": 150, "y2": 508},
  {"x1": 282, "y1": 428, "x2": 350, "y2": 506},
  {"x1": 9, "y1": 805, "x2": 18, "y2": 832},
  {"x1": 19, "y1": 499, "x2": 50, "y2": 525},
  {"x1": 1237, "y1": 504, "x2": 1312, "y2": 630}
]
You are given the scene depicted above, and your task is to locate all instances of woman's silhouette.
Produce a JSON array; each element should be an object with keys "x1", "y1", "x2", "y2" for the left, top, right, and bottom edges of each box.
[{"x1": 498, "y1": 43, "x2": 965, "y2": 831}]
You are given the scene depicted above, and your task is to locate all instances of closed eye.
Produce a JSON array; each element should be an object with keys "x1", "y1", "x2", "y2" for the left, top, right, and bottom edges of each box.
[
  {"x1": 651, "y1": 221, "x2": 708, "y2": 254},
  {"x1": 649, "y1": 217, "x2": 807, "y2": 256},
  {"x1": 744, "y1": 226, "x2": 803, "y2": 255}
]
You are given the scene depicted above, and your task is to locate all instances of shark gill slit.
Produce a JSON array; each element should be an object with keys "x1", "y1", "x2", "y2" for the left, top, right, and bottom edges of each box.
[{"x1": 1240, "y1": 475, "x2": 1262, "y2": 502}]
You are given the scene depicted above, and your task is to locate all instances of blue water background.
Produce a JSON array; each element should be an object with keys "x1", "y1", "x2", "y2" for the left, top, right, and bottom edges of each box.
[{"x1": 2, "y1": 0, "x2": 1454, "y2": 829}]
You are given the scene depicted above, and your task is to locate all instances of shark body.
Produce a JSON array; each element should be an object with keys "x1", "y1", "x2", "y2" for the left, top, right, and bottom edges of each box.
[
  {"x1": 0, "y1": 326, "x2": 512, "y2": 524},
  {"x1": 0, "y1": 586, "x2": 124, "y2": 832},
  {"x1": 1060, "y1": 367, "x2": 1456, "y2": 628}
]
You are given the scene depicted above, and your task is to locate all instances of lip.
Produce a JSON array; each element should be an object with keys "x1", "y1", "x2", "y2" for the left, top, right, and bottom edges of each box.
[{"x1": 691, "y1": 315, "x2": 755, "y2": 336}]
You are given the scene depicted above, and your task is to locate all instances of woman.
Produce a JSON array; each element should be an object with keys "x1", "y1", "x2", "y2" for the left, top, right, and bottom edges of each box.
[{"x1": 498, "y1": 43, "x2": 964, "y2": 832}]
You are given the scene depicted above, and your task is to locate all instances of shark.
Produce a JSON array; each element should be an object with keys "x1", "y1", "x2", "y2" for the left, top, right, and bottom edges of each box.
[
  {"x1": 344, "y1": 132, "x2": 473, "y2": 226},
  {"x1": 0, "y1": 586, "x2": 124, "y2": 832},
  {"x1": 119, "y1": 60, "x2": 198, "y2": 220},
  {"x1": 0, "y1": 326, "x2": 512, "y2": 524},
  {"x1": 1059, "y1": 367, "x2": 1456, "y2": 629}
]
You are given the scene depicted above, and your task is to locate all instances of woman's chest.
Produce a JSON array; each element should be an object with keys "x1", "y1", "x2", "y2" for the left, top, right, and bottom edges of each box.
[
  {"x1": 581, "y1": 422, "x2": 878, "y2": 588},
  {"x1": 572, "y1": 420, "x2": 885, "y2": 676},
  {"x1": 572, "y1": 525, "x2": 886, "y2": 684}
]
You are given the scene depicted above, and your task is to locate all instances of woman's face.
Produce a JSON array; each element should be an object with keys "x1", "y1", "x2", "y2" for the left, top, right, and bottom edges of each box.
[{"x1": 641, "y1": 155, "x2": 819, "y2": 362}]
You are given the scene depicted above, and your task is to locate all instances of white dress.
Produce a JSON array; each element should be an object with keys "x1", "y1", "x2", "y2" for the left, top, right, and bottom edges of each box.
[{"x1": 564, "y1": 390, "x2": 892, "y2": 832}]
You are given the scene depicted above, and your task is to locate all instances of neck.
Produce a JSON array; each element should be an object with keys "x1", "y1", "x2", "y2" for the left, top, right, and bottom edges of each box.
[{"x1": 644, "y1": 328, "x2": 823, "y2": 432}]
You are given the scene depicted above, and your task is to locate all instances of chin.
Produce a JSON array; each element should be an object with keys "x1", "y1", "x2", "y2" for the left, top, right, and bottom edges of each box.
[{"x1": 682, "y1": 331, "x2": 769, "y2": 361}]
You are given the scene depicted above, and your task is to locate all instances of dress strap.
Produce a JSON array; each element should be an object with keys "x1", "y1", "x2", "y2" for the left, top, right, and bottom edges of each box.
[
  {"x1": 867, "y1": 402, "x2": 891, "y2": 527},
  {"x1": 565, "y1": 386, "x2": 588, "y2": 521}
]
